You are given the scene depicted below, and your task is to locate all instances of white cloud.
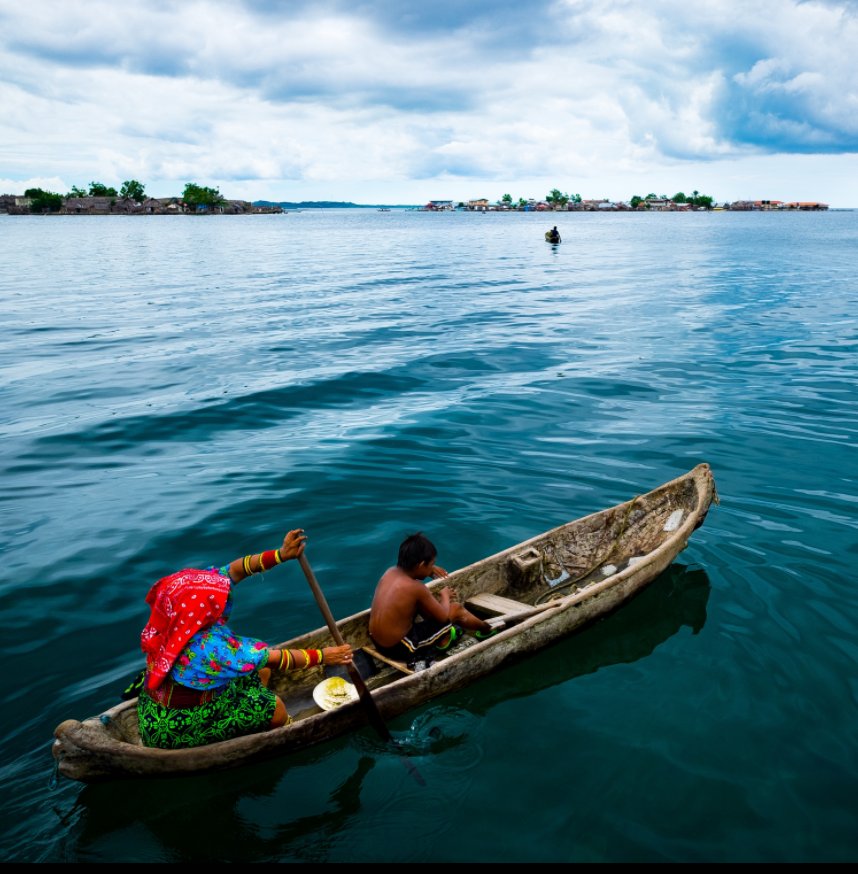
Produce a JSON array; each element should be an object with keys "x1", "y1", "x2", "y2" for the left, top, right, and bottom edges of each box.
[
  {"x1": 0, "y1": 0, "x2": 856, "y2": 204},
  {"x1": 0, "y1": 176, "x2": 68, "y2": 195}
]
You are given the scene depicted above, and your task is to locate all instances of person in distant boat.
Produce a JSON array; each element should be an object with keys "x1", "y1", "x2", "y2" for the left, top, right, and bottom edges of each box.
[
  {"x1": 368, "y1": 532, "x2": 497, "y2": 667},
  {"x1": 546, "y1": 225, "x2": 561, "y2": 243},
  {"x1": 135, "y1": 528, "x2": 353, "y2": 750}
]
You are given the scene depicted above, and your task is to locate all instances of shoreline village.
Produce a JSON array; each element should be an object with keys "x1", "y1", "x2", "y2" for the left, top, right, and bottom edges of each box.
[
  {"x1": 0, "y1": 183, "x2": 831, "y2": 216},
  {"x1": 423, "y1": 197, "x2": 829, "y2": 212}
]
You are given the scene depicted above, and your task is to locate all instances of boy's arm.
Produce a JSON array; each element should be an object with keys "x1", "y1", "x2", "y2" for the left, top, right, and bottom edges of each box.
[{"x1": 415, "y1": 584, "x2": 453, "y2": 623}]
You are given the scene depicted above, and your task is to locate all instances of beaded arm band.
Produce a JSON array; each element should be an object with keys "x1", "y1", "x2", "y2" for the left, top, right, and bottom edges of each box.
[
  {"x1": 277, "y1": 648, "x2": 324, "y2": 670},
  {"x1": 243, "y1": 548, "x2": 284, "y2": 576}
]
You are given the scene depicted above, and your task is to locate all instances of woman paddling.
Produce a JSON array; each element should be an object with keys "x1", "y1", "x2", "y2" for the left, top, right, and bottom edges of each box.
[{"x1": 137, "y1": 528, "x2": 353, "y2": 749}]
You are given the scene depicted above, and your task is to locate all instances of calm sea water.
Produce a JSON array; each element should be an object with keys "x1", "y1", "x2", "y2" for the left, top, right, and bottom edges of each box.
[{"x1": 1, "y1": 208, "x2": 856, "y2": 862}]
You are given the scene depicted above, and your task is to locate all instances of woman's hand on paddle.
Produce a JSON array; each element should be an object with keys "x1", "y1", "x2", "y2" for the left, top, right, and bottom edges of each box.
[
  {"x1": 280, "y1": 529, "x2": 307, "y2": 561},
  {"x1": 323, "y1": 644, "x2": 353, "y2": 665}
]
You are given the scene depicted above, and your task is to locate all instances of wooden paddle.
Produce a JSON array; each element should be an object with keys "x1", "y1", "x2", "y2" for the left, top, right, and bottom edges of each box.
[{"x1": 298, "y1": 553, "x2": 426, "y2": 786}]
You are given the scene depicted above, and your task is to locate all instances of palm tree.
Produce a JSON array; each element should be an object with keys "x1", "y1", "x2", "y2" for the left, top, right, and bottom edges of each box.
[{"x1": 546, "y1": 188, "x2": 569, "y2": 209}]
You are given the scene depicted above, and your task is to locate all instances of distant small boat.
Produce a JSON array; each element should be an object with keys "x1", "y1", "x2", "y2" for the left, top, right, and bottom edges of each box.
[{"x1": 378, "y1": 208, "x2": 391, "y2": 212}]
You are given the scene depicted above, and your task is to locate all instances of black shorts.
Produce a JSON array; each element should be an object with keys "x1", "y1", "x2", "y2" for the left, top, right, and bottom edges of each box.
[{"x1": 371, "y1": 616, "x2": 453, "y2": 661}]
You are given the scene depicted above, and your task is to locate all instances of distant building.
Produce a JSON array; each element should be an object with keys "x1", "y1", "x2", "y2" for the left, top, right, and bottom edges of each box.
[
  {"x1": 62, "y1": 196, "x2": 115, "y2": 214},
  {"x1": 223, "y1": 199, "x2": 253, "y2": 214},
  {"x1": 158, "y1": 198, "x2": 185, "y2": 213},
  {"x1": 727, "y1": 200, "x2": 828, "y2": 211}
]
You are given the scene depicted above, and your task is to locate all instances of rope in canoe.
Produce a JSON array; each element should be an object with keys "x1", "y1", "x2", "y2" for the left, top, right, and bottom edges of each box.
[{"x1": 535, "y1": 496, "x2": 640, "y2": 604}]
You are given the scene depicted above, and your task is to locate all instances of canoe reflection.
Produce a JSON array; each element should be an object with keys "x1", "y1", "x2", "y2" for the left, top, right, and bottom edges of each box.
[
  {"x1": 67, "y1": 752, "x2": 376, "y2": 860},
  {"x1": 460, "y1": 561, "x2": 710, "y2": 715}
]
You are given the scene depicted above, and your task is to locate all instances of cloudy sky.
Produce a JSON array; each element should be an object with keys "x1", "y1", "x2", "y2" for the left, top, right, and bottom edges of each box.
[{"x1": 1, "y1": 0, "x2": 857, "y2": 205}]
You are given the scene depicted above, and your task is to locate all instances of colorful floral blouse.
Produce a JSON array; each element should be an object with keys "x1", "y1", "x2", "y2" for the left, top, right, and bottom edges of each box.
[{"x1": 167, "y1": 566, "x2": 270, "y2": 690}]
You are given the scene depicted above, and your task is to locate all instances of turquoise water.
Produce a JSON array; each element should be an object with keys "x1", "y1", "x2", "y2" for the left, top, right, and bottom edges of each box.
[{"x1": 1, "y1": 208, "x2": 856, "y2": 862}]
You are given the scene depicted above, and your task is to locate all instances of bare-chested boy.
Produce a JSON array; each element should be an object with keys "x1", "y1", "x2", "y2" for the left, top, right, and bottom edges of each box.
[{"x1": 368, "y1": 532, "x2": 497, "y2": 663}]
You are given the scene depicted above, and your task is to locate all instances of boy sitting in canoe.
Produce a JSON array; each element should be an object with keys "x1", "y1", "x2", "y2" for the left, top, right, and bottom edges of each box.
[{"x1": 368, "y1": 532, "x2": 497, "y2": 666}]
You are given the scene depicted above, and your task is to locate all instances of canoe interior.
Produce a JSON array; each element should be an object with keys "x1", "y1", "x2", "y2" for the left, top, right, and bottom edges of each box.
[{"x1": 84, "y1": 465, "x2": 712, "y2": 747}]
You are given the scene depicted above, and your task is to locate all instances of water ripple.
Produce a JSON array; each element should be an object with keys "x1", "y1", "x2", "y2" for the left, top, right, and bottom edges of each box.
[{"x1": 2, "y1": 210, "x2": 858, "y2": 862}]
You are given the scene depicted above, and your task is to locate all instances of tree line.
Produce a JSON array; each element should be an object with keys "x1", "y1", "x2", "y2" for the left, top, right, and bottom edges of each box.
[
  {"x1": 21, "y1": 180, "x2": 226, "y2": 213},
  {"x1": 19, "y1": 179, "x2": 718, "y2": 214},
  {"x1": 630, "y1": 190, "x2": 714, "y2": 209},
  {"x1": 494, "y1": 188, "x2": 715, "y2": 208}
]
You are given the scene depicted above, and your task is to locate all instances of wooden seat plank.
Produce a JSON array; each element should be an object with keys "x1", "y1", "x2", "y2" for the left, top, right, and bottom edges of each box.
[{"x1": 465, "y1": 592, "x2": 532, "y2": 616}]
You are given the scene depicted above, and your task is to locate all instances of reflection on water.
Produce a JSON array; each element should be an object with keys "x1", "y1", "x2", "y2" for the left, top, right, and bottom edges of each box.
[
  {"x1": 67, "y1": 752, "x2": 376, "y2": 862},
  {"x1": 423, "y1": 562, "x2": 709, "y2": 719}
]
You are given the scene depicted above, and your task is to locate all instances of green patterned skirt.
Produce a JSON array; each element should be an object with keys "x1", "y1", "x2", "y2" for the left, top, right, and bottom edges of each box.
[{"x1": 138, "y1": 672, "x2": 277, "y2": 749}]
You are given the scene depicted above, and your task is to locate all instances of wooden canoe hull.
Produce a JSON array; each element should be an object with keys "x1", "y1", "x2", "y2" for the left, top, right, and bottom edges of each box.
[{"x1": 53, "y1": 463, "x2": 717, "y2": 782}]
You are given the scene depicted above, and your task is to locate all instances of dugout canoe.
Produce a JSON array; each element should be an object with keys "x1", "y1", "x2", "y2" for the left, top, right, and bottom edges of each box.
[{"x1": 52, "y1": 462, "x2": 718, "y2": 783}]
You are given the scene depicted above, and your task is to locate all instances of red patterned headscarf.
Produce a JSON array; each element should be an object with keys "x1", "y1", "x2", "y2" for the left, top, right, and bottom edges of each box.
[{"x1": 140, "y1": 568, "x2": 231, "y2": 691}]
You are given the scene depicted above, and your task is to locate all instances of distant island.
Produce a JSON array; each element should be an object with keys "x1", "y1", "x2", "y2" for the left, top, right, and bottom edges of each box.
[
  {"x1": 0, "y1": 179, "x2": 830, "y2": 215},
  {"x1": 0, "y1": 189, "x2": 417, "y2": 215}
]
